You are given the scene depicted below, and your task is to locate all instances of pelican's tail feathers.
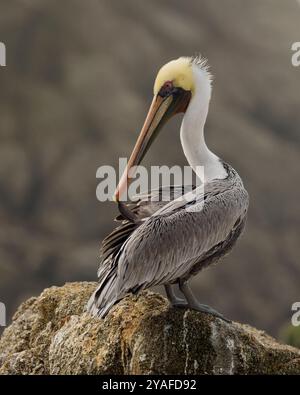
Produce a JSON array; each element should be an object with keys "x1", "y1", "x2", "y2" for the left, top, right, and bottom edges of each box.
[{"x1": 86, "y1": 267, "x2": 120, "y2": 318}]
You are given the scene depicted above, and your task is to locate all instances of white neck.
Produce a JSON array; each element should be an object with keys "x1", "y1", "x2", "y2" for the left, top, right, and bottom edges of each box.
[{"x1": 180, "y1": 64, "x2": 227, "y2": 183}]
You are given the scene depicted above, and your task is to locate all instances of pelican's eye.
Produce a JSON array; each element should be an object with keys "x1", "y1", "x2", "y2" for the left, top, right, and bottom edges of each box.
[{"x1": 158, "y1": 81, "x2": 174, "y2": 98}]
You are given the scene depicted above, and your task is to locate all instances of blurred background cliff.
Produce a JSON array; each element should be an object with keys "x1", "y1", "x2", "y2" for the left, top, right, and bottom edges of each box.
[{"x1": 0, "y1": 0, "x2": 299, "y2": 339}]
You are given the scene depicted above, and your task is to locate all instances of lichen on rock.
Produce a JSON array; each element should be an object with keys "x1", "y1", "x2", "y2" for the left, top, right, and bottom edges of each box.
[{"x1": 0, "y1": 282, "x2": 299, "y2": 375}]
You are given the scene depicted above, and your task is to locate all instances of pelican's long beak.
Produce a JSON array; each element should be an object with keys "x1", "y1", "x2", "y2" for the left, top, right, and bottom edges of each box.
[{"x1": 114, "y1": 89, "x2": 191, "y2": 202}]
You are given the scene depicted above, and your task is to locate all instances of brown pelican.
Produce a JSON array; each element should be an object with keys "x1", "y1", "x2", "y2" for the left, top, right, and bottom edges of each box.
[{"x1": 87, "y1": 56, "x2": 249, "y2": 321}]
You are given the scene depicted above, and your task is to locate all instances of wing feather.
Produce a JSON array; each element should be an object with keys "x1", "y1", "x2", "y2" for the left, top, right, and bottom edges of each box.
[{"x1": 115, "y1": 185, "x2": 248, "y2": 296}]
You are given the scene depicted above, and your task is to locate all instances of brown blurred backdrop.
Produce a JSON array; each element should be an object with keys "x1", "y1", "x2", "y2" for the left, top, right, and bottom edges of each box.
[{"x1": 0, "y1": 0, "x2": 299, "y2": 338}]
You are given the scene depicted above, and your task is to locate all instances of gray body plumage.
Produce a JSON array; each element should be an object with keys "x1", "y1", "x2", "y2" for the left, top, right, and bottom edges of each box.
[{"x1": 87, "y1": 162, "x2": 249, "y2": 317}]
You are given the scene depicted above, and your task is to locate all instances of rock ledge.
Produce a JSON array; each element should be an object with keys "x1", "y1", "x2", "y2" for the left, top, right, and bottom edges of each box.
[{"x1": 0, "y1": 282, "x2": 299, "y2": 375}]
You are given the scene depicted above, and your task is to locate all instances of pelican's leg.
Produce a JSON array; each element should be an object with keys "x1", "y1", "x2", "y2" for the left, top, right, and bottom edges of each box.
[
  {"x1": 179, "y1": 281, "x2": 231, "y2": 323},
  {"x1": 164, "y1": 284, "x2": 188, "y2": 308}
]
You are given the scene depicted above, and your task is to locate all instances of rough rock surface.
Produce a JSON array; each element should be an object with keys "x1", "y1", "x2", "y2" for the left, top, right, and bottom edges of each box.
[{"x1": 0, "y1": 282, "x2": 299, "y2": 375}]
